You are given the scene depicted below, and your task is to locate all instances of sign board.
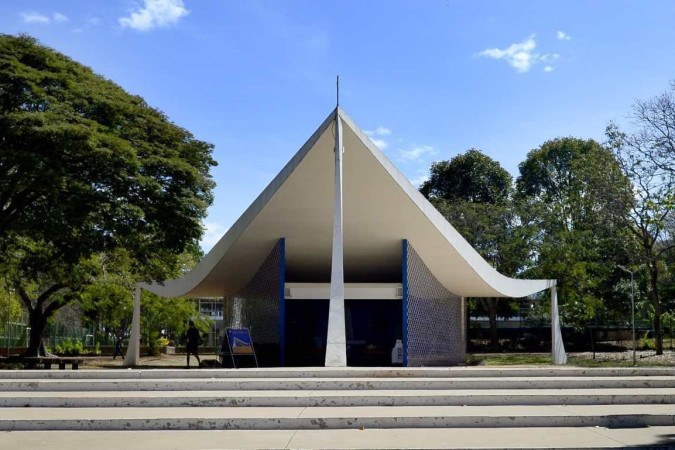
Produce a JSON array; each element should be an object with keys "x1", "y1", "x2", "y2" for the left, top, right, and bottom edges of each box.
[
  {"x1": 219, "y1": 327, "x2": 258, "y2": 368},
  {"x1": 226, "y1": 328, "x2": 255, "y2": 355}
]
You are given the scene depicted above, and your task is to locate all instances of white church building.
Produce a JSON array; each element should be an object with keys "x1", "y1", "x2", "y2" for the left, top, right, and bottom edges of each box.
[{"x1": 124, "y1": 108, "x2": 567, "y2": 368}]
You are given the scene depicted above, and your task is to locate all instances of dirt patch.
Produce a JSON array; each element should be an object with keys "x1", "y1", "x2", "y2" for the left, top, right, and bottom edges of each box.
[{"x1": 78, "y1": 353, "x2": 221, "y2": 369}]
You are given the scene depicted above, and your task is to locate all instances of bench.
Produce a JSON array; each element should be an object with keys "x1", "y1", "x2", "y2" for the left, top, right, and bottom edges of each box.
[{"x1": 6, "y1": 356, "x2": 83, "y2": 370}]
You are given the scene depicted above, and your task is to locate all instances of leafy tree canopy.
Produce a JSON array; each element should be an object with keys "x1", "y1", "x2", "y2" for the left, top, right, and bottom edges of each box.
[
  {"x1": 420, "y1": 149, "x2": 512, "y2": 204},
  {"x1": 422, "y1": 150, "x2": 522, "y2": 347},
  {"x1": 517, "y1": 137, "x2": 631, "y2": 234},
  {"x1": 516, "y1": 137, "x2": 633, "y2": 328},
  {"x1": 0, "y1": 34, "x2": 216, "y2": 278}
]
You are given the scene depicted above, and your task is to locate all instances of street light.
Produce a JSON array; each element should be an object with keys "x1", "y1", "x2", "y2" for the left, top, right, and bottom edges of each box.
[{"x1": 618, "y1": 265, "x2": 637, "y2": 366}]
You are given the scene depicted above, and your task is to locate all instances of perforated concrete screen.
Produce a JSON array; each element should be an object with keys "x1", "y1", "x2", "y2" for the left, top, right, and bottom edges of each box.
[
  {"x1": 223, "y1": 239, "x2": 284, "y2": 365},
  {"x1": 404, "y1": 241, "x2": 464, "y2": 366}
]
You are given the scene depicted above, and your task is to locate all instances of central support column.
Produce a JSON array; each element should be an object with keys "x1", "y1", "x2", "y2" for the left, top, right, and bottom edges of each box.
[
  {"x1": 124, "y1": 284, "x2": 142, "y2": 367},
  {"x1": 551, "y1": 285, "x2": 567, "y2": 365},
  {"x1": 325, "y1": 110, "x2": 347, "y2": 367}
]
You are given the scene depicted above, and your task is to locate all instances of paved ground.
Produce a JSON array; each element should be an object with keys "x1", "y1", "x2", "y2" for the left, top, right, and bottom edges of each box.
[
  {"x1": 75, "y1": 350, "x2": 675, "y2": 369},
  {"x1": 2, "y1": 426, "x2": 675, "y2": 449},
  {"x1": 77, "y1": 353, "x2": 217, "y2": 369}
]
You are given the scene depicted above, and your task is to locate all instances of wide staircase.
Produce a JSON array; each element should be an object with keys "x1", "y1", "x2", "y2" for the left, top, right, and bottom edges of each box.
[{"x1": 1, "y1": 366, "x2": 674, "y2": 434}]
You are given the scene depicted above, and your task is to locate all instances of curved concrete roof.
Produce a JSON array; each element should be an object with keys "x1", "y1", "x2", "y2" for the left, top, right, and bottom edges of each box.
[{"x1": 144, "y1": 108, "x2": 554, "y2": 299}]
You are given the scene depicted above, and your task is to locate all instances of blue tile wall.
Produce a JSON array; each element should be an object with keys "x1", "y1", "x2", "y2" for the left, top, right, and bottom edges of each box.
[{"x1": 224, "y1": 239, "x2": 283, "y2": 347}]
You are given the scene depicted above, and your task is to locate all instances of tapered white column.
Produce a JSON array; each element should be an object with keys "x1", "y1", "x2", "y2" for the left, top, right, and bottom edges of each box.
[
  {"x1": 124, "y1": 284, "x2": 142, "y2": 366},
  {"x1": 325, "y1": 110, "x2": 347, "y2": 367},
  {"x1": 551, "y1": 285, "x2": 567, "y2": 364}
]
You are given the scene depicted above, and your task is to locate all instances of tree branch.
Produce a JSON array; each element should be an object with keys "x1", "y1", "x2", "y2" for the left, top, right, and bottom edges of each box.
[
  {"x1": 36, "y1": 283, "x2": 66, "y2": 308},
  {"x1": 16, "y1": 286, "x2": 33, "y2": 312},
  {"x1": 43, "y1": 297, "x2": 70, "y2": 319}
]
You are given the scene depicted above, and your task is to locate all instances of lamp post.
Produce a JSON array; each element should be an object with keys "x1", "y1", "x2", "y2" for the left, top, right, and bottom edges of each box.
[{"x1": 618, "y1": 265, "x2": 636, "y2": 366}]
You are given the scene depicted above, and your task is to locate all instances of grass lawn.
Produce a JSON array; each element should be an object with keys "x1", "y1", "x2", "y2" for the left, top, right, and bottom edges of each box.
[
  {"x1": 467, "y1": 353, "x2": 553, "y2": 365},
  {"x1": 467, "y1": 352, "x2": 675, "y2": 367}
]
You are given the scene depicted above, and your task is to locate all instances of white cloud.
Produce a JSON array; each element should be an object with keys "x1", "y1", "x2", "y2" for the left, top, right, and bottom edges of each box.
[
  {"x1": 200, "y1": 221, "x2": 226, "y2": 252},
  {"x1": 21, "y1": 12, "x2": 51, "y2": 24},
  {"x1": 541, "y1": 53, "x2": 560, "y2": 63},
  {"x1": 478, "y1": 35, "x2": 538, "y2": 73},
  {"x1": 88, "y1": 17, "x2": 101, "y2": 26},
  {"x1": 365, "y1": 126, "x2": 392, "y2": 150},
  {"x1": 556, "y1": 30, "x2": 571, "y2": 41},
  {"x1": 399, "y1": 145, "x2": 436, "y2": 162},
  {"x1": 365, "y1": 126, "x2": 391, "y2": 137},
  {"x1": 478, "y1": 35, "x2": 565, "y2": 73},
  {"x1": 369, "y1": 138, "x2": 388, "y2": 150},
  {"x1": 119, "y1": 0, "x2": 189, "y2": 31},
  {"x1": 409, "y1": 173, "x2": 430, "y2": 187},
  {"x1": 21, "y1": 12, "x2": 69, "y2": 24}
]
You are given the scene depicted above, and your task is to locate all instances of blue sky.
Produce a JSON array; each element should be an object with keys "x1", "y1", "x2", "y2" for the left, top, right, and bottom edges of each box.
[{"x1": 3, "y1": 1, "x2": 675, "y2": 251}]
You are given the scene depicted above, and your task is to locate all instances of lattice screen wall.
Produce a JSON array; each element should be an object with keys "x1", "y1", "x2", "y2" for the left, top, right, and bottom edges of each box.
[
  {"x1": 404, "y1": 241, "x2": 465, "y2": 366},
  {"x1": 223, "y1": 239, "x2": 283, "y2": 348}
]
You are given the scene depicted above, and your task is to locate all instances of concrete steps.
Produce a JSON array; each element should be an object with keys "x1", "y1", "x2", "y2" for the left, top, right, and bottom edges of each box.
[
  {"x1": 1, "y1": 404, "x2": 675, "y2": 431},
  {"x1": 1, "y1": 366, "x2": 674, "y2": 379},
  {"x1": 3, "y1": 376, "x2": 675, "y2": 391},
  {"x1": 0, "y1": 367, "x2": 673, "y2": 432},
  {"x1": 1, "y1": 388, "x2": 674, "y2": 408}
]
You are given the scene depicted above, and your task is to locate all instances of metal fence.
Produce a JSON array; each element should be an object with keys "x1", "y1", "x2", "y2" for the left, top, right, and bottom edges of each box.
[
  {"x1": 43, "y1": 323, "x2": 94, "y2": 348},
  {"x1": 0, "y1": 321, "x2": 94, "y2": 351},
  {"x1": 0, "y1": 322, "x2": 29, "y2": 349}
]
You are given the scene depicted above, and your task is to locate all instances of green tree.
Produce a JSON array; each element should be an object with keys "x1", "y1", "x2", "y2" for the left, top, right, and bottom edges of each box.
[
  {"x1": 0, "y1": 276, "x2": 22, "y2": 325},
  {"x1": 140, "y1": 292, "x2": 211, "y2": 354},
  {"x1": 516, "y1": 137, "x2": 633, "y2": 329},
  {"x1": 421, "y1": 149, "x2": 512, "y2": 204},
  {"x1": 422, "y1": 149, "x2": 524, "y2": 347},
  {"x1": 0, "y1": 35, "x2": 216, "y2": 355},
  {"x1": 607, "y1": 96, "x2": 675, "y2": 353},
  {"x1": 80, "y1": 257, "x2": 134, "y2": 346},
  {"x1": 81, "y1": 248, "x2": 210, "y2": 354}
]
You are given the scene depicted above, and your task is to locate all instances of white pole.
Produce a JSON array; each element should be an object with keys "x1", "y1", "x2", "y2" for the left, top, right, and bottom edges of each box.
[
  {"x1": 325, "y1": 109, "x2": 347, "y2": 367},
  {"x1": 618, "y1": 265, "x2": 637, "y2": 366},
  {"x1": 551, "y1": 285, "x2": 567, "y2": 364},
  {"x1": 124, "y1": 284, "x2": 141, "y2": 366},
  {"x1": 631, "y1": 271, "x2": 636, "y2": 366}
]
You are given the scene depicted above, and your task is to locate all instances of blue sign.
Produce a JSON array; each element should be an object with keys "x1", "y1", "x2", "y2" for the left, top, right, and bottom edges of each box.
[{"x1": 226, "y1": 328, "x2": 254, "y2": 355}]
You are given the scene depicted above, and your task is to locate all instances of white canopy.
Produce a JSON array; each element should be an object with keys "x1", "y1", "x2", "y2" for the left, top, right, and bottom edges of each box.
[{"x1": 144, "y1": 108, "x2": 554, "y2": 299}]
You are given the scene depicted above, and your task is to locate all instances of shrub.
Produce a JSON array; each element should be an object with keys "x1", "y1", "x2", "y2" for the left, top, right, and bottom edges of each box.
[
  {"x1": 55, "y1": 338, "x2": 84, "y2": 356},
  {"x1": 637, "y1": 337, "x2": 656, "y2": 350},
  {"x1": 147, "y1": 335, "x2": 170, "y2": 356}
]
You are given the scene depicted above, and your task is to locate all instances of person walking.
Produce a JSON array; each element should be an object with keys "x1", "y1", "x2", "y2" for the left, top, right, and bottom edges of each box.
[
  {"x1": 112, "y1": 334, "x2": 124, "y2": 360},
  {"x1": 186, "y1": 320, "x2": 201, "y2": 368}
]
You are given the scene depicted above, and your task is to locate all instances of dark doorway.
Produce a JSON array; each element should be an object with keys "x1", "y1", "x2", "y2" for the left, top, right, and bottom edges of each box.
[
  {"x1": 346, "y1": 300, "x2": 402, "y2": 366},
  {"x1": 284, "y1": 300, "x2": 329, "y2": 366},
  {"x1": 283, "y1": 299, "x2": 402, "y2": 367}
]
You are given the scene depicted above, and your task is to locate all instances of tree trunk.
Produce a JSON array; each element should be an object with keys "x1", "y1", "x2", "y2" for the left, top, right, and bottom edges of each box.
[
  {"x1": 25, "y1": 309, "x2": 49, "y2": 357},
  {"x1": 19, "y1": 285, "x2": 67, "y2": 357}
]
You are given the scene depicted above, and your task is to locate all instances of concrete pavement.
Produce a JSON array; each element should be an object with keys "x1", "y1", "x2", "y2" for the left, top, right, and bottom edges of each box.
[
  {"x1": 2, "y1": 404, "x2": 675, "y2": 430},
  {"x1": 2, "y1": 426, "x2": 675, "y2": 449}
]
